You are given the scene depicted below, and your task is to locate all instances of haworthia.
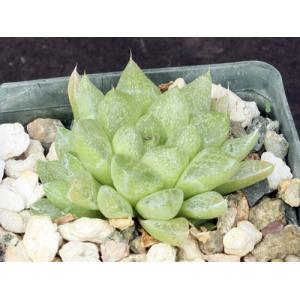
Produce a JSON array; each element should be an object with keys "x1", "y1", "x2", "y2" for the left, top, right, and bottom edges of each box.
[
  {"x1": 55, "y1": 127, "x2": 74, "y2": 159},
  {"x1": 215, "y1": 160, "x2": 274, "y2": 194}
]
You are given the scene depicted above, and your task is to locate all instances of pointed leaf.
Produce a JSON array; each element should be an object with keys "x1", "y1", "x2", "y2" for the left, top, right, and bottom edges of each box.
[
  {"x1": 191, "y1": 111, "x2": 230, "y2": 148},
  {"x1": 181, "y1": 70, "x2": 212, "y2": 116},
  {"x1": 55, "y1": 127, "x2": 74, "y2": 159},
  {"x1": 117, "y1": 58, "x2": 160, "y2": 112},
  {"x1": 72, "y1": 119, "x2": 112, "y2": 185},
  {"x1": 139, "y1": 218, "x2": 189, "y2": 246},
  {"x1": 36, "y1": 160, "x2": 66, "y2": 184},
  {"x1": 68, "y1": 67, "x2": 81, "y2": 119},
  {"x1": 98, "y1": 89, "x2": 142, "y2": 139},
  {"x1": 111, "y1": 154, "x2": 164, "y2": 205},
  {"x1": 141, "y1": 146, "x2": 189, "y2": 188},
  {"x1": 136, "y1": 114, "x2": 166, "y2": 149},
  {"x1": 180, "y1": 191, "x2": 227, "y2": 219},
  {"x1": 112, "y1": 125, "x2": 144, "y2": 160},
  {"x1": 135, "y1": 188, "x2": 183, "y2": 220},
  {"x1": 31, "y1": 198, "x2": 65, "y2": 220},
  {"x1": 221, "y1": 130, "x2": 259, "y2": 161},
  {"x1": 176, "y1": 148, "x2": 240, "y2": 198},
  {"x1": 215, "y1": 160, "x2": 274, "y2": 194},
  {"x1": 149, "y1": 87, "x2": 189, "y2": 138},
  {"x1": 97, "y1": 185, "x2": 133, "y2": 219}
]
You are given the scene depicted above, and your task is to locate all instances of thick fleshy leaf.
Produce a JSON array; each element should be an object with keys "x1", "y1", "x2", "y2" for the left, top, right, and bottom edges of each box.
[
  {"x1": 176, "y1": 148, "x2": 240, "y2": 198},
  {"x1": 55, "y1": 127, "x2": 74, "y2": 159},
  {"x1": 61, "y1": 153, "x2": 87, "y2": 178},
  {"x1": 72, "y1": 119, "x2": 112, "y2": 185},
  {"x1": 136, "y1": 114, "x2": 166, "y2": 149},
  {"x1": 181, "y1": 70, "x2": 212, "y2": 116},
  {"x1": 67, "y1": 66, "x2": 81, "y2": 119},
  {"x1": 221, "y1": 130, "x2": 259, "y2": 161},
  {"x1": 148, "y1": 87, "x2": 189, "y2": 138},
  {"x1": 215, "y1": 160, "x2": 274, "y2": 194},
  {"x1": 74, "y1": 74, "x2": 104, "y2": 120},
  {"x1": 112, "y1": 125, "x2": 144, "y2": 160},
  {"x1": 97, "y1": 185, "x2": 133, "y2": 219},
  {"x1": 191, "y1": 111, "x2": 230, "y2": 148},
  {"x1": 141, "y1": 146, "x2": 189, "y2": 188},
  {"x1": 31, "y1": 198, "x2": 65, "y2": 220},
  {"x1": 180, "y1": 191, "x2": 227, "y2": 219},
  {"x1": 167, "y1": 124, "x2": 202, "y2": 160},
  {"x1": 139, "y1": 218, "x2": 189, "y2": 246},
  {"x1": 98, "y1": 89, "x2": 142, "y2": 139},
  {"x1": 111, "y1": 154, "x2": 164, "y2": 205},
  {"x1": 116, "y1": 57, "x2": 161, "y2": 112},
  {"x1": 135, "y1": 188, "x2": 183, "y2": 220},
  {"x1": 36, "y1": 160, "x2": 66, "y2": 184},
  {"x1": 43, "y1": 180, "x2": 100, "y2": 217}
]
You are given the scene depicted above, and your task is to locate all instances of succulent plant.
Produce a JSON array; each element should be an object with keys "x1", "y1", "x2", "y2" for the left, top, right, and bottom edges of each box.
[{"x1": 34, "y1": 57, "x2": 274, "y2": 246}]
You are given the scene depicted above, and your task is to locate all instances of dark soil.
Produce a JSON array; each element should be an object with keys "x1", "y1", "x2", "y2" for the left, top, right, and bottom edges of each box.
[{"x1": 0, "y1": 38, "x2": 299, "y2": 132}]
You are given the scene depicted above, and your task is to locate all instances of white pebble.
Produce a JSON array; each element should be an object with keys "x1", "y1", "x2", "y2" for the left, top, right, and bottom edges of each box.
[
  {"x1": 261, "y1": 152, "x2": 293, "y2": 190},
  {"x1": 0, "y1": 160, "x2": 4, "y2": 183},
  {"x1": 24, "y1": 139, "x2": 45, "y2": 160},
  {"x1": 0, "y1": 123, "x2": 30, "y2": 160},
  {"x1": 278, "y1": 179, "x2": 300, "y2": 207},
  {"x1": 177, "y1": 234, "x2": 203, "y2": 261},
  {"x1": 168, "y1": 78, "x2": 186, "y2": 90},
  {"x1": 0, "y1": 209, "x2": 28, "y2": 233},
  {"x1": 146, "y1": 243, "x2": 177, "y2": 262},
  {"x1": 223, "y1": 221, "x2": 262, "y2": 256},
  {"x1": 23, "y1": 216, "x2": 61, "y2": 262},
  {"x1": 46, "y1": 142, "x2": 58, "y2": 161},
  {"x1": 0, "y1": 181, "x2": 25, "y2": 212},
  {"x1": 204, "y1": 253, "x2": 240, "y2": 262},
  {"x1": 5, "y1": 241, "x2": 31, "y2": 262},
  {"x1": 58, "y1": 217, "x2": 115, "y2": 243},
  {"x1": 211, "y1": 84, "x2": 260, "y2": 128},
  {"x1": 101, "y1": 239, "x2": 129, "y2": 262},
  {"x1": 59, "y1": 241, "x2": 100, "y2": 262}
]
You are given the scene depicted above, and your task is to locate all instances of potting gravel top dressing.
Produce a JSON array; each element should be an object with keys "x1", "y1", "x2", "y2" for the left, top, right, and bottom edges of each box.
[{"x1": 0, "y1": 58, "x2": 299, "y2": 262}]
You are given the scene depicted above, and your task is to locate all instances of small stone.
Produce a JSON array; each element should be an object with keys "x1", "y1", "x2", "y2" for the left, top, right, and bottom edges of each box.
[
  {"x1": 264, "y1": 131, "x2": 289, "y2": 159},
  {"x1": 284, "y1": 255, "x2": 300, "y2": 262},
  {"x1": 23, "y1": 216, "x2": 61, "y2": 262},
  {"x1": 140, "y1": 229, "x2": 159, "y2": 248},
  {"x1": 0, "y1": 227, "x2": 20, "y2": 247},
  {"x1": 246, "y1": 116, "x2": 268, "y2": 151},
  {"x1": 12, "y1": 171, "x2": 45, "y2": 208},
  {"x1": 58, "y1": 217, "x2": 115, "y2": 243},
  {"x1": 284, "y1": 204, "x2": 299, "y2": 225},
  {"x1": 130, "y1": 236, "x2": 146, "y2": 254},
  {"x1": 168, "y1": 78, "x2": 186, "y2": 90},
  {"x1": 27, "y1": 118, "x2": 64, "y2": 146},
  {"x1": 261, "y1": 221, "x2": 284, "y2": 237},
  {"x1": 0, "y1": 243, "x2": 5, "y2": 262},
  {"x1": 24, "y1": 139, "x2": 45, "y2": 160},
  {"x1": 246, "y1": 153, "x2": 260, "y2": 160},
  {"x1": 228, "y1": 191, "x2": 249, "y2": 221},
  {"x1": 109, "y1": 217, "x2": 134, "y2": 231},
  {"x1": 4, "y1": 241, "x2": 31, "y2": 262},
  {"x1": 100, "y1": 231, "x2": 129, "y2": 262},
  {"x1": 0, "y1": 123, "x2": 30, "y2": 160},
  {"x1": 46, "y1": 142, "x2": 58, "y2": 161},
  {"x1": 54, "y1": 214, "x2": 77, "y2": 225},
  {"x1": 191, "y1": 228, "x2": 224, "y2": 254},
  {"x1": 242, "y1": 254, "x2": 257, "y2": 262},
  {"x1": 204, "y1": 253, "x2": 240, "y2": 262},
  {"x1": 223, "y1": 221, "x2": 262, "y2": 256},
  {"x1": 261, "y1": 152, "x2": 292, "y2": 191},
  {"x1": 266, "y1": 118, "x2": 280, "y2": 132},
  {"x1": 146, "y1": 243, "x2": 177, "y2": 262},
  {"x1": 249, "y1": 197, "x2": 286, "y2": 230},
  {"x1": 59, "y1": 241, "x2": 100, "y2": 262},
  {"x1": 211, "y1": 84, "x2": 260, "y2": 128},
  {"x1": 0, "y1": 209, "x2": 28, "y2": 233},
  {"x1": 230, "y1": 121, "x2": 246, "y2": 138},
  {"x1": 120, "y1": 254, "x2": 147, "y2": 262},
  {"x1": 271, "y1": 258, "x2": 284, "y2": 262},
  {"x1": 0, "y1": 160, "x2": 4, "y2": 184},
  {"x1": 252, "y1": 225, "x2": 300, "y2": 261},
  {"x1": 243, "y1": 179, "x2": 271, "y2": 207},
  {"x1": 278, "y1": 179, "x2": 300, "y2": 207},
  {"x1": 159, "y1": 81, "x2": 174, "y2": 92},
  {"x1": 177, "y1": 234, "x2": 203, "y2": 261},
  {"x1": 121, "y1": 225, "x2": 138, "y2": 242},
  {"x1": 217, "y1": 207, "x2": 237, "y2": 234}
]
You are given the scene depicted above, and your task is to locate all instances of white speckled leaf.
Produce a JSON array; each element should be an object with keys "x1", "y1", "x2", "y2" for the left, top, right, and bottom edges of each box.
[{"x1": 55, "y1": 127, "x2": 74, "y2": 159}]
